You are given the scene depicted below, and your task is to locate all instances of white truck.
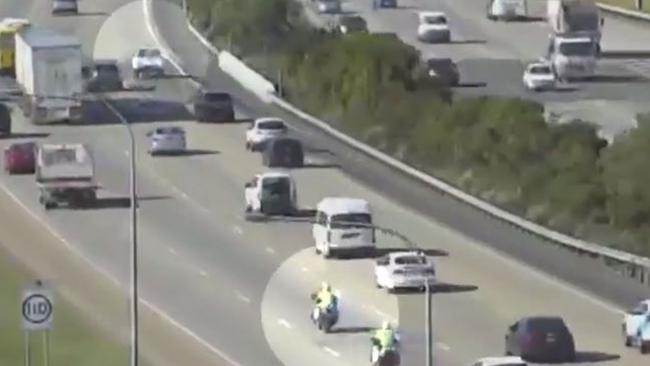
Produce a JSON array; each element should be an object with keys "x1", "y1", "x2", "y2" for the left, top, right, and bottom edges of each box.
[
  {"x1": 546, "y1": 34, "x2": 598, "y2": 80},
  {"x1": 547, "y1": 0, "x2": 603, "y2": 51},
  {"x1": 622, "y1": 300, "x2": 650, "y2": 354},
  {"x1": 486, "y1": 0, "x2": 528, "y2": 21},
  {"x1": 36, "y1": 143, "x2": 97, "y2": 209},
  {"x1": 15, "y1": 26, "x2": 84, "y2": 124},
  {"x1": 244, "y1": 172, "x2": 297, "y2": 219}
]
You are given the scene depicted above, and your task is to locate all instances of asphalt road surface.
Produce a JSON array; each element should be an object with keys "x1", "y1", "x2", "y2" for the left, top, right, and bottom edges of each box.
[{"x1": 0, "y1": 0, "x2": 648, "y2": 365}]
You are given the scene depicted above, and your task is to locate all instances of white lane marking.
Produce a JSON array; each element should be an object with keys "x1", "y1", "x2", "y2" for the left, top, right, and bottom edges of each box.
[
  {"x1": 323, "y1": 346, "x2": 340, "y2": 357},
  {"x1": 277, "y1": 318, "x2": 293, "y2": 329},
  {"x1": 168, "y1": 247, "x2": 178, "y2": 256},
  {"x1": 232, "y1": 226, "x2": 243, "y2": 235},
  {"x1": 436, "y1": 342, "x2": 451, "y2": 351},
  {"x1": 199, "y1": 269, "x2": 209, "y2": 278},
  {"x1": 266, "y1": 246, "x2": 275, "y2": 254},
  {"x1": 0, "y1": 180, "x2": 241, "y2": 366},
  {"x1": 234, "y1": 290, "x2": 251, "y2": 303}
]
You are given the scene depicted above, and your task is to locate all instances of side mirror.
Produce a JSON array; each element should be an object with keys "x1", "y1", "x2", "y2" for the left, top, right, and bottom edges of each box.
[
  {"x1": 245, "y1": 182, "x2": 253, "y2": 188},
  {"x1": 146, "y1": 131, "x2": 153, "y2": 137}
]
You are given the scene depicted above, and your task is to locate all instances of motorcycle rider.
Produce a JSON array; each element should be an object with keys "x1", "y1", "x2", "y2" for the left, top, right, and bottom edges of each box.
[
  {"x1": 311, "y1": 282, "x2": 337, "y2": 322},
  {"x1": 370, "y1": 320, "x2": 399, "y2": 363}
]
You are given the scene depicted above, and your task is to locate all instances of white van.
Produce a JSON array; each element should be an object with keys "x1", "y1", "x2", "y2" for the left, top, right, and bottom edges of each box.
[
  {"x1": 313, "y1": 197, "x2": 375, "y2": 258},
  {"x1": 486, "y1": 0, "x2": 527, "y2": 21}
]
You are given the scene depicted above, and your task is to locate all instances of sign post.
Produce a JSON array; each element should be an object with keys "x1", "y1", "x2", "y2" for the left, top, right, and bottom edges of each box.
[{"x1": 21, "y1": 280, "x2": 54, "y2": 366}]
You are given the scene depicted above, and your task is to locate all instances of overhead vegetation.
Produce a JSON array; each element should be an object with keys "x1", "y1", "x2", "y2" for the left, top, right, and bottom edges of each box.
[{"x1": 187, "y1": 0, "x2": 650, "y2": 257}]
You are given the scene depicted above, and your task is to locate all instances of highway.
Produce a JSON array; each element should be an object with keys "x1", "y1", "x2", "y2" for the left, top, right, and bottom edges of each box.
[
  {"x1": 0, "y1": 0, "x2": 648, "y2": 365},
  {"x1": 301, "y1": 0, "x2": 650, "y2": 138}
]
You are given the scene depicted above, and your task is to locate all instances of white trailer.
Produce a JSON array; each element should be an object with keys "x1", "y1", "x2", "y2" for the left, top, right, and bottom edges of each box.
[
  {"x1": 15, "y1": 26, "x2": 83, "y2": 124},
  {"x1": 35, "y1": 143, "x2": 97, "y2": 209},
  {"x1": 547, "y1": 0, "x2": 603, "y2": 49}
]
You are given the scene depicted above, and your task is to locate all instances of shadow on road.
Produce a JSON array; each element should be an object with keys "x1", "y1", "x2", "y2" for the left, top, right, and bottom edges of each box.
[
  {"x1": 80, "y1": 195, "x2": 171, "y2": 210},
  {"x1": 572, "y1": 351, "x2": 620, "y2": 363},
  {"x1": 151, "y1": 149, "x2": 220, "y2": 157},
  {"x1": 455, "y1": 81, "x2": 487, "y2": 88},
  {"x1": 432, "y1": 282, "x2": 478, "y2": 294},
  {"x1": 83, "y1": 98, "x2": 193, "y2": 124},
  {"x1": 302, "y1": 162, "x2": 340, "y2": 169},
  {"x1": 601, "y1": 50, "x2": 650, "y2": 59},
  {"x1": 372, "y1": 247, "x2": 448, "y2": 258},
  {"x1": 587, "y1": 74, "x2": 647, "y2": 83},
  {"x1": 450, "y1": 39, "x2": 487, "y2": 45},
  {"x1": 3, "y1": 132, "x2": 50, "y2": 139},
  {"x1": 330, "y1": 326, "x2": 374, "y2": 334}
]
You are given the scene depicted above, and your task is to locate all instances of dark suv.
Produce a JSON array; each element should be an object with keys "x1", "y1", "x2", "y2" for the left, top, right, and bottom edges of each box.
[
  {"x1": 193, "y1": 91, "x2": 235, "y2": 123},
  {"x1": 425, "y1": 58, "x2": 460, "y2": 86},
  {"x1": 84, "y1": 60, "x2": 123, "y2": 92},
  {"x1": 505, "y1": 316, "x2": 576, "y2": 363},
  {"x1": 0, "y1": 103, "x2": 11, "y2": 136}
]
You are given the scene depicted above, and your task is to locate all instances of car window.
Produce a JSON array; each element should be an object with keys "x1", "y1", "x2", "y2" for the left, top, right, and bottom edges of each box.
[
  {"x1": 330, "y1": 213, "x2": 371, "y2": 229},
  {"x1": 261, "y1": 177, "x2": 291, "y2": 196},
  {"x1": 376, "y1": 256, "x2": 389, "y2": 266},
  {"x1": 138, "y1": 49, "x2": 160, "y2": 58},
  {"x1": 395, "y1": 256, "x2": 427, "y2": 265},
  {"x1": 204, "y1": 93, "x2": 232, "y2": 103},
  {"x1": 95, "y1": 64, "x2": 119, "y2": 76},
  {"x1": 529, "y1": 66, "x2": 552, "y2": 74},
  {"x1": 424, "y1": 15, "x2": 446, "y2": 25},
  {"x1": 526, "y1": 318, "x2": 567, "y2": 332},
  {"x1": 315, "y1": 211, "x2": 327, "y2": 225},
  {"x1": 258, "y1": 120, "x2": 285, "y2": 130}
]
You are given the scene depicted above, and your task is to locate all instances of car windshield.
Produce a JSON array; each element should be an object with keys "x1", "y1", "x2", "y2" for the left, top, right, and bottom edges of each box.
[
  {"x1": 258, "y1": 120, "x2": 285, "y2": 130},
  {"x1": 13, "y1": 143, "x2": 35, "y2": 152},
  {"x1": 156, "y1": 127, "x2": 184, "y2": 135},
  {"x1": 204, "y1": 93, "x2": 232, "y2": 103},
  {"x1": 95, "y1": 64, "x2": 119, "y2": 76},
  {"x1": 424, "y1": 15, "x2": 446, "y2": 25},
  {"x1": 395, "y1": 255, "x2": 427, "y2": 265},
  {"x1": 566, "y1": 13, "x2": 600, "y2": 32},
  {"x1": 558, "y1": 42, "x2": 595, "y2": 56},
  {"x1": 138, "y1": 49, "x2": 161, "y2": 58},
  {"x1": 261, "y1": 178, "x2": 291, "y2": 197},
  {"x1": 527, "y1": 318, "x2": 567, "y2": 332},
  {"x1": 529, "y1": 65, "x2": 552, "y2": 74},
  {"x1": 330, "y1": 213, "x2": 371, "y2": 229}
]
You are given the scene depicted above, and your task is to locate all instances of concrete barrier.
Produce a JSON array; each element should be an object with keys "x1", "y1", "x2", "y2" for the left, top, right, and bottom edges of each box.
[{"x1": 218, "y1": 51, "x2": 276, "y2": 103}]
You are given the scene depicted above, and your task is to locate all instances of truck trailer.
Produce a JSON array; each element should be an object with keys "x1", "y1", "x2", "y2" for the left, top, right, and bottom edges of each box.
[
  {"x1": 14, "y1": 26, "x2": 83, "y2": 124},
  {"x1": 547, "y1": 0, "x2": 603, "y2": 49},
  {"x1": 35, "y1": 143, "x2": 97, "y2": 209}
]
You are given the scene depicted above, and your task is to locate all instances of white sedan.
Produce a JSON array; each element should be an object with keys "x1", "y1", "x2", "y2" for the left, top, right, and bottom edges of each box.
[
  {"x1": 148, "y1": 126, "x2": 186, "y2": 155},
  {"x1": 131, "y1": 48, "x2": 164, "y2": 79},
  {"x1": 375, "y1": 251, "x2": 436, "y2": 292},
  {"x1": 245, "y1": 117, "x2": 288, "y2": 152},
  {"x1": 417, "y1": 11, "x2": 450, "y2": 43},
  {"x1": 522, "y1": 61, "x2": 556, "y2": 91}
]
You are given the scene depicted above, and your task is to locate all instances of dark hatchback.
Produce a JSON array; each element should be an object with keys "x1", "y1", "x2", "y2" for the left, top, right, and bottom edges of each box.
[
  {"x1": 262, "y1": 137, "x2": 304, "y2": 168},
  {"x1": 84, "y1": 60, "x2": 123, "y2": 92},
  {"x1": 425, "y1": 58, "x2": 460, "y2": 86},
  {"x1": 505, "y1": 316, "x2": 576, "y2": 363},
  {"x1": 193, "y1": 91, "x2": 235, "y2": 123}
]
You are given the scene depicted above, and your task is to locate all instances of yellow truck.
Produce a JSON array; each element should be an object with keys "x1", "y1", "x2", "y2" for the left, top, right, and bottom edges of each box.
[{"x1": 0, "y1": 18, "x2": 30, "y2": 76}]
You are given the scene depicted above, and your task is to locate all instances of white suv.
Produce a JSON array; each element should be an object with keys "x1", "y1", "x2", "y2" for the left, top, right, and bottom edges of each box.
[{"x1": 245, "y1": 117, "x2": 288, "y2": 152}]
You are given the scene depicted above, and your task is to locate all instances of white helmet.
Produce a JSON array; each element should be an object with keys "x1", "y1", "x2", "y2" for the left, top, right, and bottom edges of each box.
[{"x1": 321, "y1": 281, "x2": 331, "y2": 291}]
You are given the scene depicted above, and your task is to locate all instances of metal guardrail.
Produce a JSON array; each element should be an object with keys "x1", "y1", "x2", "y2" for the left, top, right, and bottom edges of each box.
[
  {"x1": 597, "y1": 3, "x2": 650, "y2": 21},
  {"x1": 167, "y1": 0, "x2": 650, "y2": 286}
]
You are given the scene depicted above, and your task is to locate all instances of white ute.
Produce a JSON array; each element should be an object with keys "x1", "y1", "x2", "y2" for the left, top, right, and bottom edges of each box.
[
  {"x1": 622, "y1": 299, "x2": 650, "y2": 354},
  {"x1": 417, "y1": 11, "x2": 450, "y2": 43},
  {"x1": 131, "y1": 48, "x2": 164, "y2": 79},
  {"x1": 244, "y1": 172, "x2": 297, "y2": 217},
  {"x1": 245, "y1": 117, "x2": 288, "y2": 152},
  {"x1": 375, "y1": 251, "x2": 436, "y2": 292},
  {"x1": 522, "y1": 61, "x2": 556, "y2": 91}
]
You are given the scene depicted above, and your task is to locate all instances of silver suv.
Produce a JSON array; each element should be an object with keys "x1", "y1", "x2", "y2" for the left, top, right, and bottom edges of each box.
[{"x1": 52, "y1": 0, "x2": 78, "y2": 15}]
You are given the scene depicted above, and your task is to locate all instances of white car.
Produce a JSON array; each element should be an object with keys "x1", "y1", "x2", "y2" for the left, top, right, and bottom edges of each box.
[
  {"x1": 317, "y1": 0, "x2": 341, "y2": 13},
  {"x1": 245, "y1": 117, "x2": 288, "y2": 152},
  {"x1": 622, "y1": 299, "x2": 650, "y2": 353},
  {"x1": 522, "y1": 61, "x2": 556, "y2": 91},
  {"x1": 148, "y1": 126, "x2": 186, "y2": 155},
  {"x1": 375, "y1": 251, "x2": 436, "y2": 292},
  {"x1": 244, "y1": 172, "x2": 297, "y2": 216},
  {"x1": 131, "y1": 48, "x2": 164, "y2": 79},
  {"x1": 469, "y1": 356, "x2": 527, "y2": 366},
  {"x1": 417, "y1": 11, "x2": 450, "y2": 43}
]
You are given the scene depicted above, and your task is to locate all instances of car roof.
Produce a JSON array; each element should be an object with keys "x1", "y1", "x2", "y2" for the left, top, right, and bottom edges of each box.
[
  {"x1": 255, "y1": 117, "x2": 284, "y2": 124},
  {"x1": 317, "y1": 197, "x2": 370, "y2": 215},
  {"x1": 475, "y1": 356, "x2": 526, "y2": 366},
  {"x1": 19, "y1": 27, "x2": 80, "y2": 48},
  {"x1": 258, "y1": 171, "x2": 292, "y2": 179},
  {"x1": 419, "y1": 11, "x2": 446, "y2": 18}
]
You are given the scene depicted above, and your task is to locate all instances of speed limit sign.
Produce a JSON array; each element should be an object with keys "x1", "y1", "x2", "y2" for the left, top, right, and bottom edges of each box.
[{"x1": 22, "y1": 283, "x2": 54, "y2": 331}]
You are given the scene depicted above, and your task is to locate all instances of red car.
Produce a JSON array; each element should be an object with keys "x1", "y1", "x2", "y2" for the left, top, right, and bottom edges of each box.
[{"x1": 4, "y1": 142, "x2": 36, "y2": 174}]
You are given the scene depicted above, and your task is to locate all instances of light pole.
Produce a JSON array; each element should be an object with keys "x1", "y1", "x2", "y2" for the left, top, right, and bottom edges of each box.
[
  {"x1": 425, "y1": 277, "x2": 432, "y2": 366},
  {"x1": 100, "y1": 96, "x2": 139, "y2": 366}
]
